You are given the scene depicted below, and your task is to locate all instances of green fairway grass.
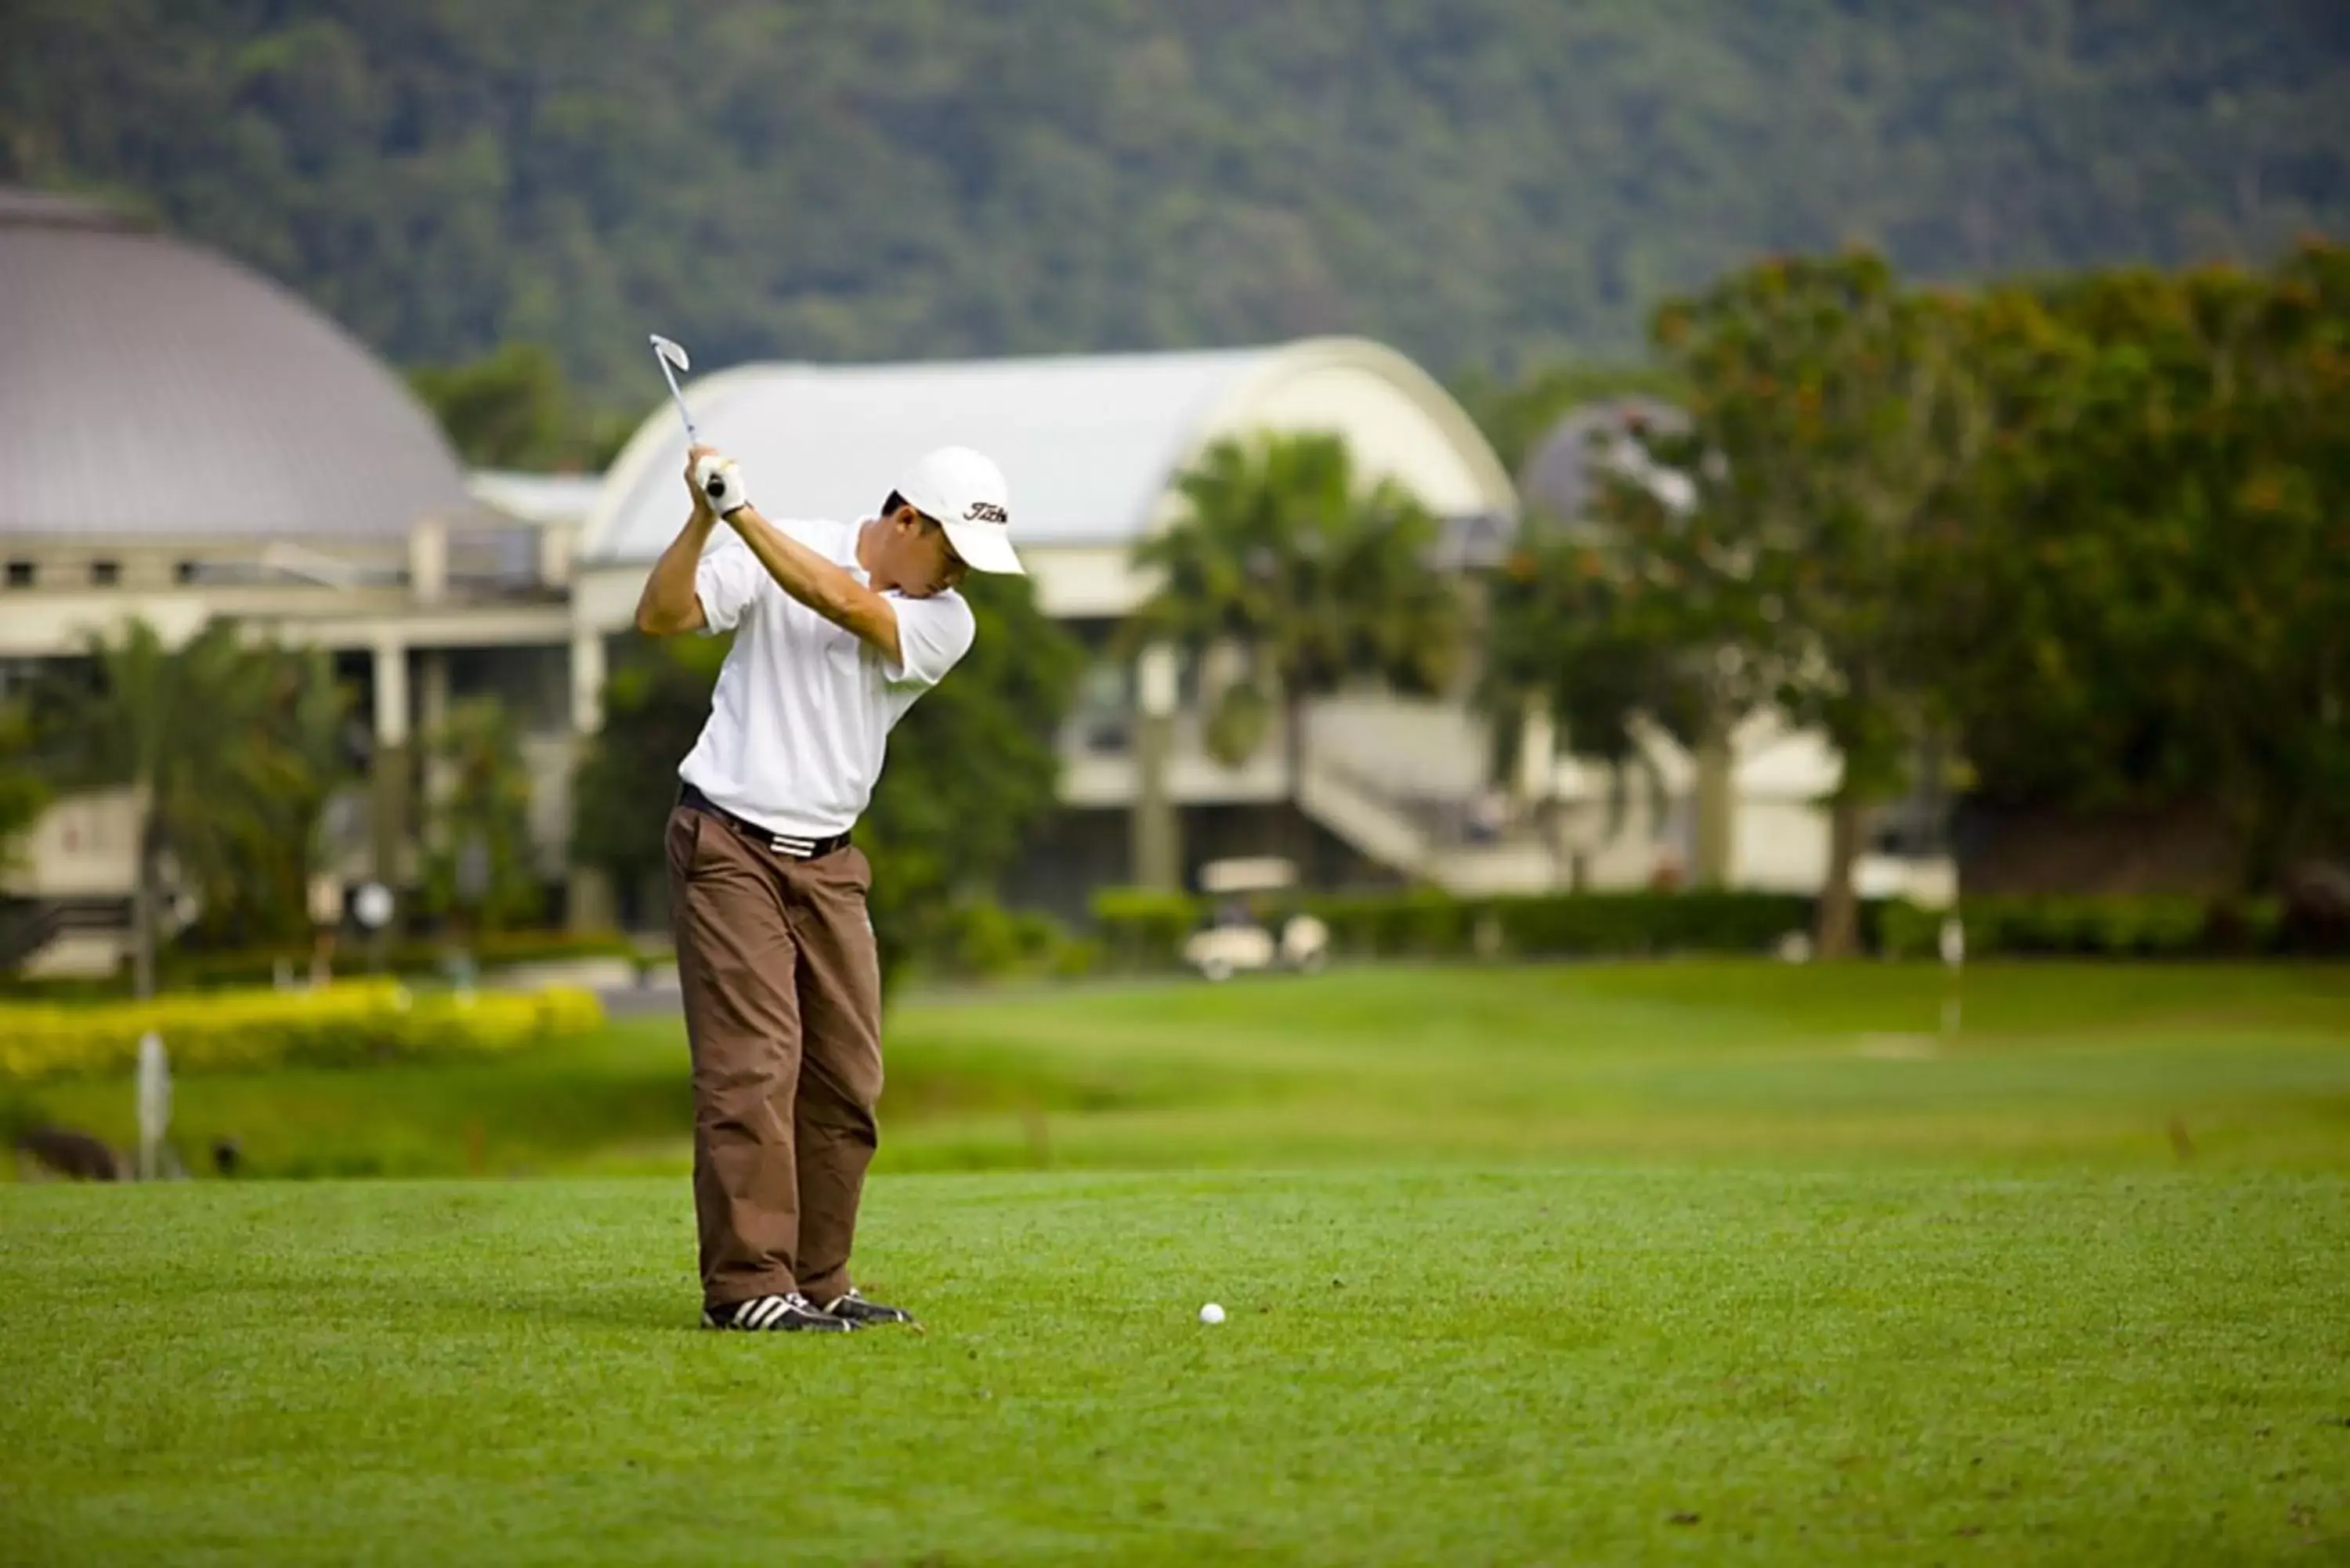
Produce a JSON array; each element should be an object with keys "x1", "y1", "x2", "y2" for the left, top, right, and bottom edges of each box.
[
  {"x1": 5, "y1": 963, "x2": 2347, "y2": 1563},
  {"x1": 2, "y1": 1169, "x2": 2345, "y2": 1565},
  {"x1": 14, "y1": 962, "x2": 2350, "y2": 1177}
]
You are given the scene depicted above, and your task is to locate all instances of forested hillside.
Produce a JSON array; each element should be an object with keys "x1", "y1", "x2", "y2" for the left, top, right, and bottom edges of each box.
[{"x1": 5, "y1": 1, "x2": 2345, "y2": 403}]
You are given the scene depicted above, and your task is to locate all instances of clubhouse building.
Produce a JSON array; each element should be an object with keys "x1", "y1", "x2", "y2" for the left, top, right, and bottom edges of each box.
[{"x1": 0, "y1": 188, "x2": 1930, "y2": 974}]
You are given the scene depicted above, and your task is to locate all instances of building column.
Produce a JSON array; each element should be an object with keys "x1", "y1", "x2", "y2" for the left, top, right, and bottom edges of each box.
[
  {"x1": 1693, "y1": 710, "x2": 1737, "y2": 887},
  {"x1": 418, "y1": 649, "x2": 450, "y2": 735},
  {"x1": 569, "y1": 623, "x2": 607, "y2": 735},
  {"x1": 369, "y1": 638, "x2": 411, "y2": 896},
  {"x1": 1517, "y1": 696, "x2": 1563, "y2": 891},
  {"x1": 409, "y1": 518, "x2": 448, "y2": 605},
  {"x1": 1130, "y1": 644, "x2": 1181, "y2": 892},
  {"x1": 418, "y1": 649, "x2": 451, "y2": 832},
  {"x1": 566, "y1": 625, "x2": 618, "y2": 932},
  {"x1": 1517, "y1": 698, "x2": 1556, "y2": 801}
]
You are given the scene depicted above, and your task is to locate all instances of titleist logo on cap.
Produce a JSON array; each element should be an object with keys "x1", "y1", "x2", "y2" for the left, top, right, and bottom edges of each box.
[{"x1": 963, "y1": 501, "x2": 1009, "y2": 524}]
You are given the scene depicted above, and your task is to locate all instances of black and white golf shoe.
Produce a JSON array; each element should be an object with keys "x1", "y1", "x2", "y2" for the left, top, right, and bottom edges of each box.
[
  {"x1": 822, "y1": 1288, "x2": 916, "y2": 1327},
  {"x1": 701, "y1": 1292, "x2": 854, "y2": 1332}
]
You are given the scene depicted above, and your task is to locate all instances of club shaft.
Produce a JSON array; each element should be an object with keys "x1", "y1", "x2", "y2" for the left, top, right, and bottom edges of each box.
[{"x1": 656, "y1": 361, "x2": 700, "y2": 444}]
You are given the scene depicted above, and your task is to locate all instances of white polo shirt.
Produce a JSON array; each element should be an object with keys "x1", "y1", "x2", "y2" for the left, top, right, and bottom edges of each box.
[{"x1": 678, "y1": 516, "x2": 975, "y2": 837}]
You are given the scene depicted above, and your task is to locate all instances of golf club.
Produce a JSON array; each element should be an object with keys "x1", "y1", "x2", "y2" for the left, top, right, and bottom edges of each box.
[{"x1": 648, "y1": 334, "x2": 739, "y2": 513}]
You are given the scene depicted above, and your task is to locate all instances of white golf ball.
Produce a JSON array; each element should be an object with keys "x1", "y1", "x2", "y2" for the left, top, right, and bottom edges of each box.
[{"x1": 1198, "y1": 1302, "x2": 1225, "y2": 1325}]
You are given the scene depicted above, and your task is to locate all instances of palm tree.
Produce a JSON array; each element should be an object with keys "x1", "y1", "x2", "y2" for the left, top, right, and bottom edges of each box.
[
  {"x1": 0, "y1": 700, "x2": 50, "y2": 874},
  {"x1": 0, "y1": 701, "x2": 56, "y2": 970},
  {"x1": 1128, "y1": 432, "x2": 1466, "y2": 847},
  {"x1": 421, "y1": 695, "x2": 544, "y2": 939},
  {"x1": 43, "y1": 620, "x2": 346, "y2": 996}
]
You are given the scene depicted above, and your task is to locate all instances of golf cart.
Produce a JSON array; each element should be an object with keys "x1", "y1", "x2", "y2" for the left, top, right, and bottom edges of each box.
[{"x1": 1181, "y1": 858, "x2": 1329, "y2": 982}]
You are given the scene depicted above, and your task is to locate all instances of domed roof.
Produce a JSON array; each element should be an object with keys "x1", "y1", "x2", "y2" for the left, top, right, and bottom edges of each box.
[
  {"x1": 1520, "y1": 396, "x2": 1691, "y2": 522},
  {"x1": 584, "y1": 337, "x2": 1517, "y2": 564},
  {"x1": 0, "y1": 189, "x2": 469, "y2": 543}
]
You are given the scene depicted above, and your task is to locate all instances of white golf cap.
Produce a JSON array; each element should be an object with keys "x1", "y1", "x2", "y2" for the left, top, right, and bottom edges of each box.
[{"x1": 895, "y1": 446, "x2": 1024, "y2": 576}]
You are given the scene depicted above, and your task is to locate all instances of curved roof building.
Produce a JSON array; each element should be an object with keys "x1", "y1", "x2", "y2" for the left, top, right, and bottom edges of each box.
[
  {"x1": 0, "y1": 188, "x2": 468, "y2": 546},
  {"x1": 1519, "y1": 395, "x2": 1692, "y2": 522},
  {"x1": 582, "y1": 338, "x2": 1517, "y2": 567}
]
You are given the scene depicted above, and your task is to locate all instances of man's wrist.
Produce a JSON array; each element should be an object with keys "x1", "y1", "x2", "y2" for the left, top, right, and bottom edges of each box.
[{"x1": 696, "y1": 455, "x2": 750, "y2": 518}]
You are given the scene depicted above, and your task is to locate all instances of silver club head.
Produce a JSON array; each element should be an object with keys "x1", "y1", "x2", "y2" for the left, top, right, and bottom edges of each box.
[{"x1": 646, "y1": 334, "x2": 700, "y2": 443}]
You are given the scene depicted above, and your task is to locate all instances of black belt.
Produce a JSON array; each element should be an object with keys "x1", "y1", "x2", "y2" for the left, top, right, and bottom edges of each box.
[{"x1": 678, "y1": 784, "x2": 854, "y2": 860}]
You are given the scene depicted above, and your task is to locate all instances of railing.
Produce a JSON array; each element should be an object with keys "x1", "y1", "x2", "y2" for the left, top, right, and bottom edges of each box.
[
  {"x1": 1305, "y1": 753, "x2": 1531, "y2": 852},
  {"x1": 0, "y1": 899, "x2": 63, "y2": 972},
  {"x1": 1300, "y1": 755, "x2": 1562, "y2": 894},
  {"x1": 0, "y1": 897, "x2": 132, "y2": 972}
]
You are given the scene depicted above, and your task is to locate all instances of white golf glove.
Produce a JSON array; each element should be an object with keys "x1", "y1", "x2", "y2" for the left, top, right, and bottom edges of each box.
[{"x1": 693, "y1": 453, "x2": 750, "y2": 517}]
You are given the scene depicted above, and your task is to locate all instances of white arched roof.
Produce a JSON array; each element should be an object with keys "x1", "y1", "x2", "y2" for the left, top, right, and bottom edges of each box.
[
  {"x1": 581, "y1": 337, "x2": 1515, "y2": 564},
  {"x1": 0, "y1": 188, "x2": 468, "y2": 544}
]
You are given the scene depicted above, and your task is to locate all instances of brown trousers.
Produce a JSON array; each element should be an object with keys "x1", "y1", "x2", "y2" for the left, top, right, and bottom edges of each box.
[{"x1": 666, "y1": 804, "x2": 884, "y2": 1309}]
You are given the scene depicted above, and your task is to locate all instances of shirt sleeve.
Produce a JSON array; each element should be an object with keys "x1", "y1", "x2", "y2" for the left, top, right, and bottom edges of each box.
[
  {"x1": 692, "y1": 537, "x2": 766, "y2": 634},
  {"x1": 884, "y1": 591, "x2": 977, "y2": 690}
]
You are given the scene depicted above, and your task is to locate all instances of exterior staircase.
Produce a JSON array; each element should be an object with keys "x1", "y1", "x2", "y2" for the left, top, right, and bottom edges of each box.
[
  {"x1": 1293, "y1": 695, "x2": 1558, "y2": 894},
  {"x1": 0, "y1": 898, "x2": 63, "y2": 971},
  {"x1": 0, "y1": 897, "x2": 132, "y2": 977}
]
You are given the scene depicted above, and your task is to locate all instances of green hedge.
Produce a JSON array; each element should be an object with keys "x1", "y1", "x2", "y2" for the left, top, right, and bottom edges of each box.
[
  {"x1": 206, "y1": 930, "x2": 645, "y2": 986},
  {"x1": 1495, "y1": 891, "x2": 1820, "y2": 958},
  {"x1": 1295, "y1": 891, "x2": 1477, "y2": 956},
  {"x1": 934, "y1": 901, "x2": 1100, "y2": 984},
  {"x1": 0, "y1": 981, "x2": 606, "y2": 1082},
  {"x1": 1879, "y1": 895, "x2": 2283, "y2": 959},
  {"x1": 1090, "y1": 887, "x2": 1826, "y2": 966},
  {"x1": 1090, "y1": 888, "x2": 1207, "y2": 970},
  {"x1": 1300, "y1": 890, "x2": 1820, "y2": 959},
  {"x1": 1094, "y1": 886, "x2": 2292, "y2": 966}
]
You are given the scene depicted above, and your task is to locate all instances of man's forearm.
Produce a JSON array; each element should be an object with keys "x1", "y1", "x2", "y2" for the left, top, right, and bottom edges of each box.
[
  {"x1": 727, "y1": 507, "x2": 901, "y2": 660},
  {"x1": 634, "y1": 512, "x2": 719, "y2": 634}
]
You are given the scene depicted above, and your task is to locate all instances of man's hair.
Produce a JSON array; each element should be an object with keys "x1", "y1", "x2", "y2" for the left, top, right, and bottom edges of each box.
[{"x1": 881, "y1": 490, "x2": 938, "y2": 529}]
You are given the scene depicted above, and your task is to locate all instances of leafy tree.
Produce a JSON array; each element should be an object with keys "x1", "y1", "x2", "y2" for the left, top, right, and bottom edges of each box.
[
  {"x1": 0, "y1": 701, "x2": 50, "y2": 876},
  {"x1": 1128, "y1": 432, "x2": 1465, "y2": 807},
  {"x1": 573, "y1": 576, "x2": 1080, "y2": 990},
  {"x1": 182, "y1": 646, "x2": 355, "y2": 953},
  {"x1": 1575, "y1": 253, "x2": 1985, "y2": 952},
  {"x1": 571, "y1": 634, "x2": 732, "y2": 914},
  {"x1": 8, "y1": 3, "x2": 2345, "y2": 405},
  {"x1": 1929, "y1": 244, "x2": 2350, "y2": 889},
  {"x1": 1452, "y1": 360, "x2": 1685, "y2": 477},
  {"x1": 860, "y1": 576, "x2": 1082, "y2": 988},
  {"x1": 407, "y1": 343, "x2": 634, "y2": 472},
  {"x1": 420, "y1": 695, "x2": 544, "y2": 936},
  {"x1": 1480, "y1": 498, "x2": 1768, "y2": 866},
  {"x1": 37, "y1": 621, "x2": 346, "y2": 995}
]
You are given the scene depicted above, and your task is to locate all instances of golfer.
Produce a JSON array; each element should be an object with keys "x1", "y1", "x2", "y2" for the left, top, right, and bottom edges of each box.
[{"x1": 634, "y1": 441, "x2": 1024, "y2": 1331}]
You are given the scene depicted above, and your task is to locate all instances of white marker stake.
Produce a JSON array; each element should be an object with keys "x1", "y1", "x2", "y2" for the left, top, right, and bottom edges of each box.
[
  {"x1": 136, "y1": 1031, "x2": 172, "y2": 1182},
  {"x1": 1940, "y1": 915, "x2": 1965, "y2": 1037}
]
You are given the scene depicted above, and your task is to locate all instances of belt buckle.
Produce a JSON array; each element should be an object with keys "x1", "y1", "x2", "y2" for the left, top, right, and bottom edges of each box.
[{"x1": 768, "y1": 833, "x2": 815, "y2": 859}]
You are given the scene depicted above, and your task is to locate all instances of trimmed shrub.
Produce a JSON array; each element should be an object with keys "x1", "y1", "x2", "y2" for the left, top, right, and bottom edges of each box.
[
  {"x1": 1292, "y1": 889, "x2": 1815, "y2": 960},
  {"x1": 1299, "y1": 890, "x2": 1476, "y2": 957},
  {"x1": 1878, "y1": 895, "x2": 2283, "y2": 959},
  {"x1": 161, "y1": 930, "x2": 645, "y2": 991},
  {"x1": 942, "y1": 902, "x2": 1100, "y2": 983},
  {"x1": 0, "y1": 981, "x2": 605, "y2": 1082},
  {"x1": 1092, "y1": 887, "x2": 1830, "y2": 964},
  {"x1": 1491, "y1": 891, "x2": 1815, "y2": 958},
  {"x1": 1085, "y1": 887, "x2": 2293, "y2": 974},
  {"x1": 1090, "y1": 888, "x2": 1206, "y2": 970}
]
